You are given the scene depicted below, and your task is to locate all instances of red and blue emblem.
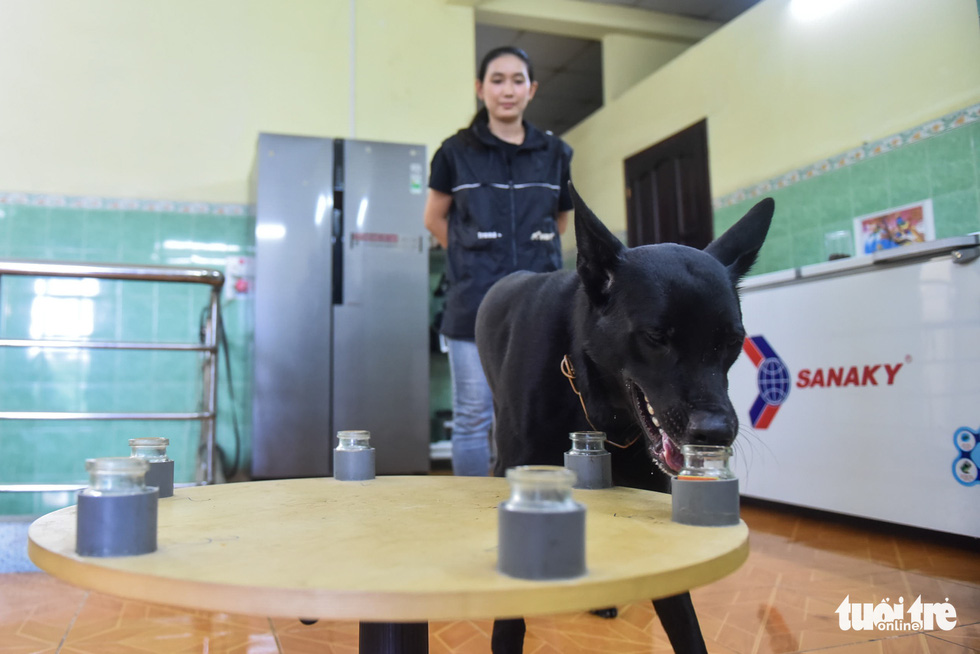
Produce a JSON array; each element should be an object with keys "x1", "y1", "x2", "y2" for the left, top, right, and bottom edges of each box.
[{"x1": 743, "y1": 335, "x2": 790, "y2": 429}]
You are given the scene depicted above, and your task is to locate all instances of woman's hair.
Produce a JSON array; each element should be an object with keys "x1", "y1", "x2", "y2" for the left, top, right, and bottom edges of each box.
[
  {"x1": 470, "y1": 46, "x2": 535, "y2": 128},
  {"x1": 477, "y1": 46, "x2": 535, "y2": 83}
]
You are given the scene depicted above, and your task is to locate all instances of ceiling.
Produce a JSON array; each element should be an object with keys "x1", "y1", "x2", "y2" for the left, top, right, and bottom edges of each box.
[{"x1": 475, "y1": 0, "x2": 761, "y2": 135}]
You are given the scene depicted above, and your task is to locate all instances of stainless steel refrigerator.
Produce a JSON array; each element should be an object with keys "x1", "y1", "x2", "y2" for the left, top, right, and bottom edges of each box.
[{"x1": 252, "y1": 134, "x2": 430, "y2": 477}]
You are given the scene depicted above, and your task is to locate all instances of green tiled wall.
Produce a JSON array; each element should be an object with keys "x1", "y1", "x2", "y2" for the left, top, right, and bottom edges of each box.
[
  {"x1": 715, "y1": 121, "x2": 980, "y2": 275},
  {"x1": 0, "y1": 203, "x2": 254, "y2": 515}
]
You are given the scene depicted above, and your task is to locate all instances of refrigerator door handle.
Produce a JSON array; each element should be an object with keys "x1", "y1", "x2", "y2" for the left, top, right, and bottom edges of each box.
[
  {"x1": 332, "y1": 206, "x2": 344, "y2": 305},
  {"x1": 332, "y1": 139, "x2": 345, "y2": 306}
]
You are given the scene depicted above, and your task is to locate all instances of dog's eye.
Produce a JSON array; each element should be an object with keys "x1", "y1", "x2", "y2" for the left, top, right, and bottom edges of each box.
[{"x1": 644, "y1": 331, "x2": 669, "y2": 348}]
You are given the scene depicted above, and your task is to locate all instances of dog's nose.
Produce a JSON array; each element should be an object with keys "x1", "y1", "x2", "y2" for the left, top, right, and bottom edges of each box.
[{"x1": 686, "y1": 411, "x2": 735, "y2": 445}]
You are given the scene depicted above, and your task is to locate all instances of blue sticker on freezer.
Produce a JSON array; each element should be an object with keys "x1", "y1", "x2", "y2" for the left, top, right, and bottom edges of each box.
[{"x1": 952, "y1": 426, "x2": 979, "y2": 486}]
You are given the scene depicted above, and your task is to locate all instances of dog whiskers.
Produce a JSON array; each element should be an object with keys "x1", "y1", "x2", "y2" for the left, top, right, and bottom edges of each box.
[{"x1": 732, "y1": 425, "x2": 773, "y2": 482}]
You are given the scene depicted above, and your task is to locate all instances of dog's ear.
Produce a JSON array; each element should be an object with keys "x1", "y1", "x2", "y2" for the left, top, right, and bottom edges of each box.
[
  {"x1": 704, "y1": 197, "x2": 774, "y2": 284},
  {"x1": 572, "y1": 182, "x2": 626, "y2": 306}
]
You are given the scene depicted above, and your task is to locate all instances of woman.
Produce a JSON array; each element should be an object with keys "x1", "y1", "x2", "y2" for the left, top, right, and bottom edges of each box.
[{"x1": 424, "y1": 46, "x2": 573, "y2": 476}]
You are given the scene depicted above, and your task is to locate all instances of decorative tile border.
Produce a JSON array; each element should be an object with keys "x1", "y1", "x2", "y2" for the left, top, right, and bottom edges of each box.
[
  {"x1": 0, "y1": 192, "x2": 252, "y2": 216},
  {"x1": 714, "y1": 103, "x2": 980, "y2": 209}
]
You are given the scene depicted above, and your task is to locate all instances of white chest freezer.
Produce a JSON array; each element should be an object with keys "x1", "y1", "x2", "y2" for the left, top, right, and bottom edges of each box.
[{"x1": 729, "y1": 235, "x2": 980, "y2": 538}]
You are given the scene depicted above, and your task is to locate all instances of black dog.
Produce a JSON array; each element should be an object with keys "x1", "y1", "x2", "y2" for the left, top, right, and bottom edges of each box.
[{"x1": 475, "y1": 185, "x2": 773, "y2": 653}]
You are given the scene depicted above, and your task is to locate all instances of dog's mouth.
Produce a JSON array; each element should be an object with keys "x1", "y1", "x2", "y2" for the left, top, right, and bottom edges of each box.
[{"x1": 628, "y1": 380, "x2": 684, "y2": 474}]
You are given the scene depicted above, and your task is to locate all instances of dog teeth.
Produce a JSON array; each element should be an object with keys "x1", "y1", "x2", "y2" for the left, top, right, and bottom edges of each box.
[{"x1": 644, "y1": 400, "x2": 662, "y2": 428}]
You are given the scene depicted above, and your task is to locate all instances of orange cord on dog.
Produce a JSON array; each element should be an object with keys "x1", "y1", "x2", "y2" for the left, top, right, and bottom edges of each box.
[{"x1": 560, "y1": 355, "x2": 639, "y2": 450}]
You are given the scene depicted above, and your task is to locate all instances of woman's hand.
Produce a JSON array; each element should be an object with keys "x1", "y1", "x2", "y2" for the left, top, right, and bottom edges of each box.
[
  {"x1": 424, "y1": 189, "x2": 453, "y2": 249},
  {"x1": 556, "y1": 210, "x2": 571, "y2": 236}
]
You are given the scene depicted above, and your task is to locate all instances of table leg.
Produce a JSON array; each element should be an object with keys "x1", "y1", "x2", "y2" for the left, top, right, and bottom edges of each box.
[
  {"x1": 359, "y1": 621, "x2": 428, "y2": 654},
  {"x1": 653, "y1": 592, "x2": 707, "y2": 654}
]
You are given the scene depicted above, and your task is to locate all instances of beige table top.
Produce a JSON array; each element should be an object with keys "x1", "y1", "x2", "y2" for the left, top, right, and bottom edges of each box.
[{"x1": 28, "y1": 476, "x2": 748, "y2": 622}]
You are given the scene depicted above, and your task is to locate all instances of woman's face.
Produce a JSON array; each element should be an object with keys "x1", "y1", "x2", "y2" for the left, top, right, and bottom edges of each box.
[{"x1": 476, "y1": 54, "x2": 537, "y2": 124}]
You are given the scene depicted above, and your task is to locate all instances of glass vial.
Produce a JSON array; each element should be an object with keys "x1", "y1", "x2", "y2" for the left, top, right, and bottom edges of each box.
[
  {"x1": 564, "y1": 431, "x2": 612, "y2": 489},
  {"x1": 568, "y1": 431, "x2": 607, "y2": 454},
  {"x1": 129, "y1": 437, "x2": 175, "y2": 498},
  {"x1": 671, "y1": 445, "x2": 740, "y2": 527},
  {"x1": 336, "y1": 430, "x2": 372, "y2": 451},
  {"x1": 498, "y1": 466, "x2": 586, "y2": 579},
  {"x1": 334, "y1": 430, "x2": 375, "y2": 481},
  {"x1": 677, "y1": 444, "x2": 736, "y2": 480},
  {"x1": 504, "y1": 465, "x2": 580, "y2": 511},
  {"x1": 84, "y1": 457, "x2": 150, "y2": 495},
  {"x1": 129, "y1": 437, "x2": 170, "y2": 462},
  {"x1": 76, "y1": 457, "x2": 158, "y2": 556}
]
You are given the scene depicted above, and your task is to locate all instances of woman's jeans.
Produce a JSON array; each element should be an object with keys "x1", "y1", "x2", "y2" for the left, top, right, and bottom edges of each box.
[{"x1": 446, "y1": 337, "x2": 493, "y2": 476}]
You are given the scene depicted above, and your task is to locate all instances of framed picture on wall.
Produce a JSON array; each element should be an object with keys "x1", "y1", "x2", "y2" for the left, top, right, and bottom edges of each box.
[{"x1": 853, "y1": 199, "x2": 935, "y2": 256}]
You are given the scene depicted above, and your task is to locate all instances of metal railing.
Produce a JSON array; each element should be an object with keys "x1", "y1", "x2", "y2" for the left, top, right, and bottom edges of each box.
[{"x1": 0, "y1": 259, "x2": 224, "y2": 492}]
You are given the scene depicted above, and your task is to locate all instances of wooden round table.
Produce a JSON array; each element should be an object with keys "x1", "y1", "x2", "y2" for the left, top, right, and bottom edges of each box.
[{"x1": 29, "y1": 476, "x2": 748, "y2": 651}]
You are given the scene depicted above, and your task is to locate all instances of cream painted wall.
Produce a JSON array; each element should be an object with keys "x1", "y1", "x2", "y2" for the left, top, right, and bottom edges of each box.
[
  {"x1": 564, "y1": 0, "x2": 980, "y2": 234},
  {"x1": 354, "y1": 0, "x2": 475, "y2": 151},
  {"x1": 0, "y1": 0, "x2": 475, "y2": 203},
  {"x1": 601, "y1": 34, "x2": 689, "y2": 104}
]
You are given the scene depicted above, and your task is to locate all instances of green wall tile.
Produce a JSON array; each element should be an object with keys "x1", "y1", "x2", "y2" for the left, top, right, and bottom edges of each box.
[
  {"x1": 848, "y1": 157, "x2": 890, "y2": 216},
  {"x1": 194, "y1": 215, "x2": 243, "y2": 254},
  {"x1": 119, "y1": 212, "x2": 160, "y2": 262},
  {"x1": 755, "y1": 233, "x2": 792, "y2": 272},
  {"x1": 7, "y1": 206, "x2": 48, "y2": 259},
  {"x1": 887, "y1": 142, "x2": 933, "y2": 207},
  {"x1": 157, "y1": 213, "x2": 196, "y2": 263},
  {"x1": 118, "y1": 282, "x2": 155, "y2": 342},
  {"x1": 765, "y1": 200, "x2": 792, "y2": 240},
  {"x1": 971, "y1": 122, "x2": 980, "y2": 189},
  {"x1": 47, "y1": 210, "x2": 86, "y2": 254},
  {"x1": 84, "y1": 350, "x2": 117, "y2": 384},
  {"x1": 0, "y1": 207, "x2": 13, "y2": 252},
  {"x1": 773, "y1": 184, "x2": 807, "y2": 223},
  {"x1": 83, "y1": 210, "x2": 124, "y2": 261},
  {"x1": 90, "y1": 297, "x2": 120, "y2": 342},
  {"x1": 932, "y1": 189, "x2": 980, "y2": 238},
  {"x1": 712, "y1": 204, "x2": 743, "y2": 235},
  {"x1": 928, "y1": 129, "x2": 976, "y2": 196},
  {"x1": 0, "y1": 434, "x2": 35, "y2": 477}
]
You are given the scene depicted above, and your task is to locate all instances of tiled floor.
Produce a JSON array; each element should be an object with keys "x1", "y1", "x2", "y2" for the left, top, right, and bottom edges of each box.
[{"x1": 1, "y1": 500, "x2": 977, "y2": 653}]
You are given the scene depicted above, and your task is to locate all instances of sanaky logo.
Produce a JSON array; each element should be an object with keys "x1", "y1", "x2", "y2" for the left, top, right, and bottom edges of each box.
[
  {"x1": 742, "y1": 336, "x2": 790, "y2": 429},
  {"x1": 836, "y1": 596, "x2": 957, "y2": 632},
  {"x1": 742, "y1": 335, "x2": 910, "y2": 429}
]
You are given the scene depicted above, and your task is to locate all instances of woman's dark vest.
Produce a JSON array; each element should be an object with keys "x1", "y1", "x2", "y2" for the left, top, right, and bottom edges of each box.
[{"x1": 439, "y1": 120, "x2": 572, "y2": 339}]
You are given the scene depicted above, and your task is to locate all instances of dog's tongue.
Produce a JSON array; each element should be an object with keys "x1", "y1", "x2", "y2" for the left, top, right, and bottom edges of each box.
[{"x1": 663, "y1": 437, "x2": 684, "y2": 473}]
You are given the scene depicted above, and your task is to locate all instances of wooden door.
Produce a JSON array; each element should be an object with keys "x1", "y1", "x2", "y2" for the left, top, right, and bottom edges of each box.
[{"x1": 624, "y1": 119, "x2": 713, "y2": 249}]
